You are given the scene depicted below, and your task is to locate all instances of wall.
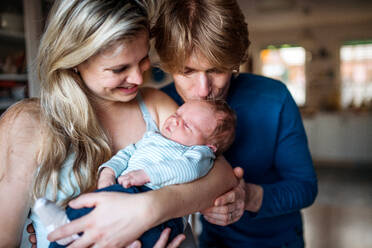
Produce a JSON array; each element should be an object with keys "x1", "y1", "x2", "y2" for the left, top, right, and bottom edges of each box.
[
  {"x1": 303, "y1": 112, "x2": 372, "y2": 164},
  {"x1": 236, "y1": 1, "x2": 372, "y2": 164},
  {"x1": 249, "y1": 21, "x2": 372, "y2": 110}
]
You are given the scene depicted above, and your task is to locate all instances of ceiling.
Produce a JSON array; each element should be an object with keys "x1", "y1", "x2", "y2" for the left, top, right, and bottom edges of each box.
[{"x1": 237, "y1": 0, "x2": 372, "y2": 31}]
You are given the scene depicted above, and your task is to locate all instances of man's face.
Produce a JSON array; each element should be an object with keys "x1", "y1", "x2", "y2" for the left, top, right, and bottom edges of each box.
[{"x1": 171, "y1": 52, "x2": 232, "y2": 101}]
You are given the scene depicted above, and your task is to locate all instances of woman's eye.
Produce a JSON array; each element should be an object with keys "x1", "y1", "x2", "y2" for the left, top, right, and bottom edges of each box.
[{"x1": 112, "y1": 67, "x2": 128, "y2": 74}]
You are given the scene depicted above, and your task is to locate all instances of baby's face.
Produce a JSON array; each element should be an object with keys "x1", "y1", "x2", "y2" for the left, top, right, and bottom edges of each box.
[{"x1": 161, "y1": 101, "x2": 217, "y2": 147}]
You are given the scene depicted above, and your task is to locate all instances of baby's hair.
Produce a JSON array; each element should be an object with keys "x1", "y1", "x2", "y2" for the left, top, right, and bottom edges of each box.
[{"x1": 205, "y1": 100, "x2": 236, "y2": 156}]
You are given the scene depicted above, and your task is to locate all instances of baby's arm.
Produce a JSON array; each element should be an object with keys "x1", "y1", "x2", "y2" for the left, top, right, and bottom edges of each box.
[
  {"x1": 97, "y1": 144, "x2": 137, "y2": 188},
  {"x1": 144, "y1": 146, "x2": 214, "y2": 188},
  {"x1": 118, "y1": 169, "x2": 150, "y2": 188},
  {"x1": 97, "y1": 168, "x2": 116, "y2": 189}
]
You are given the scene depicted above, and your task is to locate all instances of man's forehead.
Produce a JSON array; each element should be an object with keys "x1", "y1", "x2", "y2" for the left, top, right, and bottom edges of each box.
[{"x1": 184, "y1": 52, "x2": 216, "y2": 70}]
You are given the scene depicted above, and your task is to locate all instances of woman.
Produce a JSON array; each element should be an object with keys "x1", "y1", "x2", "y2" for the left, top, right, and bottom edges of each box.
[{"x1": 0, "y1": 0, "x2": 236, "y2": 247}]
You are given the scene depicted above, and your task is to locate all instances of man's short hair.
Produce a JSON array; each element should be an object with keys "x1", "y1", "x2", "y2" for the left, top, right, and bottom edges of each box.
[{"x1": 152, "y1": 0, "x2": 250, "y2": 74}]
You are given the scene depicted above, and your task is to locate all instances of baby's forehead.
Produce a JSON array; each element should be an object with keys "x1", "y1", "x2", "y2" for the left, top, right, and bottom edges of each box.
[{"x1": 180, "y1": 100, "x2": 213, "y2": 111}]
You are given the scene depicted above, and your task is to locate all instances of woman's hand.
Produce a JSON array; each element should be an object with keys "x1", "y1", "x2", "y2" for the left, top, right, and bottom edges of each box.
[
  {"x1": 48, "y1": 191, "x2": 155, "y2": 248},
  {"x1": 127, "y1": 228, "x2": 185, "y2": 248},
  {"x1": 29, "y1": 219, "x2": 184, "y2": 248},
  {"x1": 126, "y1": 228, "x2": 185, "y2": 248},
  {"x1": 200, "y1": 167, "x2": 247, "y2": 226},
  {"x1": 27, "y1": 223, "x2": 37, "y2": 248}
]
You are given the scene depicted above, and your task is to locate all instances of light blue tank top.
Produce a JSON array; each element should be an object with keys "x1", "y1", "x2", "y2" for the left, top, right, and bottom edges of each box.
[{"x1": 29, "y1": 93, "x2": 157, "y2": 248}]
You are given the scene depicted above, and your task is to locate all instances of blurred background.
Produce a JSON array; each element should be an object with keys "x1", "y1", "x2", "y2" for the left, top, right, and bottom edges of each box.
[{"x1": 0, "y1": 0, "x2": 370, "y2": 247}]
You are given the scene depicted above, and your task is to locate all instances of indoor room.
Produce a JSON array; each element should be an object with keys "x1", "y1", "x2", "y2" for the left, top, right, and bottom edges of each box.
[{"x1": 0, "y1": 0, "x2": 371, "y2": 247}]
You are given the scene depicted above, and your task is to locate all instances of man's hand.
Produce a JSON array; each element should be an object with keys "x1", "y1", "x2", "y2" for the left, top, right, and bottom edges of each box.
[
  {"x1": 200, "y1": 167, "x2": 246, "y2": 226},
  {"x1": 201, "y1": 167, "x2": 264, "y2": 226},
  {"x1": 118, "y1": 170, "x2": 150, "y2": 188}
]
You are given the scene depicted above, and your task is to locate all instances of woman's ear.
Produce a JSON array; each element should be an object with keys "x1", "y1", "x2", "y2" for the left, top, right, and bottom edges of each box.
[{"x1": 207, "y1": 144, "x2": 217, "y2": 153}]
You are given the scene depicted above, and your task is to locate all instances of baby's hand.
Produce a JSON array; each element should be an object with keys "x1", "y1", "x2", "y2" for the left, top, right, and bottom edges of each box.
[
  {"x1": 118, "y1": 170, "x2": 150, "y2": 188},
  {"x1": 97, "y1": 168, "x2": 116, "y2": 189}
]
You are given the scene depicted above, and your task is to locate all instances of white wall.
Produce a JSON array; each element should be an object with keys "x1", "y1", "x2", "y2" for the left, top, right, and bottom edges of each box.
[
  {"x1": 303, "y1": 113, "x2": 372, "y2": 164},
  {"x1": 236, "y1": 1, "x2": 372, "y2": 164}
]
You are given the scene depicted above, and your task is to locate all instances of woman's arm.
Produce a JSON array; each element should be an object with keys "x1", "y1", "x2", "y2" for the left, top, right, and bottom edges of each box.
[
  {"x1": 149, "y1": 155, "x2": 237, "y2": 225},
  {"x1": 0, "y1": 100, "x2": 42, "y2": 247},
  {"x1": 48, "y1": 89, "x2": 238, "y2": 247},
  {"x1": 141, "y1": 87, "x2": 238, "y2": 222},
  {"x1": 48, "y1": 156, "x2": 236, "y2": 248}
]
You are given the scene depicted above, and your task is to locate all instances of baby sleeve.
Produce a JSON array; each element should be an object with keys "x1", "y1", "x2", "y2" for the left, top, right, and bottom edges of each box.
[
  {"x1": 98, "y1": 144, "x2": 137, "y2": 178},
  {"x1": 144, "y1": 146, "x2": 215, "y2": 188}
]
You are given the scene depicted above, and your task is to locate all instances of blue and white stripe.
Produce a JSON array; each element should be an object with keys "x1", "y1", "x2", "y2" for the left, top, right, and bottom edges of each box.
[{"x1": 99, "y1": 131, "x2": 215, "y2": 189}]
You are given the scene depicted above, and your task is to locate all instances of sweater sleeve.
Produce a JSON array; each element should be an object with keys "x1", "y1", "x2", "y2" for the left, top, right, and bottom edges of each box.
[
  {"x1": 253, "y1": 90, "x2": 318, "y2": 219},
  {"x1": 144, "y1": 146, "x2": 215, "y2": 188},
  {"x1": 98, "y1": 144, "x2": 136, "y2": 178}
]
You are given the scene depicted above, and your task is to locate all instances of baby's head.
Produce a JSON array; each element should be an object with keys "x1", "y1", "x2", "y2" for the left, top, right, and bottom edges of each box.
[{"x1": 161, "y1": 100, "x2": 236, "y2": 155}]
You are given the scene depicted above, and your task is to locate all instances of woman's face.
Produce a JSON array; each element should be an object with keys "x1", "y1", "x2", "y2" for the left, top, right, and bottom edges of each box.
[{"x1": 77, "y1": 31, "x2": 150, "y2": 104}]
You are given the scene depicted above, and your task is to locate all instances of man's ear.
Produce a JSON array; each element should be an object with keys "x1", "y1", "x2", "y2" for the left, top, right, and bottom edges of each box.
[{"x1": 207, "y1": 144, "x2": 217, "y2": 153}]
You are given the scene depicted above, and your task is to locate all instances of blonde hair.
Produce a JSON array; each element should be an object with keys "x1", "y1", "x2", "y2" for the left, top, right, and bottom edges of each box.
[
  {"x1": 152, "y1": 0, "x2": 250, "y2": 74},
  {"x1": 35, "y1": 0, "x2": 148, "y2": 206}
]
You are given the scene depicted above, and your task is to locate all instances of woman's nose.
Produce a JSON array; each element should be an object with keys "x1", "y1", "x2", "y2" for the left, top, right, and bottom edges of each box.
[{"x1": 127, "y1": 66, "x2": 143, "y2": 85}]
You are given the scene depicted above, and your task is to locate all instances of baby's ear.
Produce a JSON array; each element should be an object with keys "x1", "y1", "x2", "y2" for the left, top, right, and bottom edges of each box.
[{"x1": 207, "y1": 144, "x2": 217, "y2": 153}]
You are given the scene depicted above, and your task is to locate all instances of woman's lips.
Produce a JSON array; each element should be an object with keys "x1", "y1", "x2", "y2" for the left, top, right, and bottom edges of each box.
[{"x1": 117, "y1": 85, "x2": 138, "y2": 94}]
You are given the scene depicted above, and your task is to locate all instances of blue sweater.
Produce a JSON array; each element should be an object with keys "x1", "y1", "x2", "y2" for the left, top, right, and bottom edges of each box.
[{"x1": 162, "y1": 73, "x2": 318, "y2": 247}]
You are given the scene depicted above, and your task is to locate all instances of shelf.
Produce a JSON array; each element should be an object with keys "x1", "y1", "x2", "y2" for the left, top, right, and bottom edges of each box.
[
  {"x1": 0, "y1": 97, "x2": 17, "y2": 110},
  {"x1": 0, "y1": 74, "x2": 27, "y2": 81},
  {"x1": 0, "y1": 29, "x2": 24, "y2": 41}
]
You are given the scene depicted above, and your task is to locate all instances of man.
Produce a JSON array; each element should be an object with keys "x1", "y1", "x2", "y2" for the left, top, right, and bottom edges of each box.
[{"x1": 154, "y1": 0, "x2": 318, "y2": 247}]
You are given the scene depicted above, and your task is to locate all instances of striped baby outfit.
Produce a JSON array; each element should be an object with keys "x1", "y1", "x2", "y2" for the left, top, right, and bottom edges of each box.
[{"x1": 99, "y1": 93, "x2": 215, "y2": 189}]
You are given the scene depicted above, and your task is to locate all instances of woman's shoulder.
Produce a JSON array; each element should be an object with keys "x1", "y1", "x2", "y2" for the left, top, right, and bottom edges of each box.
[
  {"x1": 0, "y1": 98, "x2": 44, "y2": 140},
  {"x1": 140, "y1": 87, "x2": 178, "y2": 127},
  {"x1": 140, "y1": 87, "x2": 177, "y2": 105}
]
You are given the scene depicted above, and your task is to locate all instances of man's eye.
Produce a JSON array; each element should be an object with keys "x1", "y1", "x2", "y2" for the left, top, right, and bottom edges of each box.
[
  {"x1": 183, "y1": 69, "x2": 193, "y2": 75},
  {"x1": 208, "y1": 68, "x2": 223, "y2": 74}
]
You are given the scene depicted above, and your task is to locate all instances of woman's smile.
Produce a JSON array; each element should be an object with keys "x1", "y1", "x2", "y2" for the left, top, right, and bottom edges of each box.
[{"x1": 116, "y1": 85, "x2": 139, "y2": 94}]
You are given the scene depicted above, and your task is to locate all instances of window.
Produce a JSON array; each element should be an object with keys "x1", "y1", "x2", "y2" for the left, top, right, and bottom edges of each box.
[
  {"x1": 340, "y1": 41, "x2": 372, "y2": 108},
  {"x1": 260, "y1": 45, "x2": 306, "y2": 106}
]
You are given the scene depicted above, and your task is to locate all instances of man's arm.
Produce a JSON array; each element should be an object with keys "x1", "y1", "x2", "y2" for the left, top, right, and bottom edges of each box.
[
  {"x1": 250, "y1": 90, "x2": 318, "y2": 218},
  {"x1": 202, "y1": 88, "x2": 318, "y2": 225}
]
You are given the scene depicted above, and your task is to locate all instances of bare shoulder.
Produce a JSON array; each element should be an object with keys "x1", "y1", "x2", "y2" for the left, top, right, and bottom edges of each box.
[
  {"x1": 140, "y1": 87, "x2": 178, "y2": 127},
  {"x1": 0, "y1": 98, "x2": 43, "y2": 133},
  {"x1": 140, "y1": 87, "x2": 178, "y2": 108},
  {"x1": 0, "y1": 98, "x2": 45, "y2": 147}
]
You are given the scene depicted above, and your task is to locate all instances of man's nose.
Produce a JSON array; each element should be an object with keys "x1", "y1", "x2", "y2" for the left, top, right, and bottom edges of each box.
[{"x1": 197, "y1": 73, "x2": 210, "y2": 98}]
